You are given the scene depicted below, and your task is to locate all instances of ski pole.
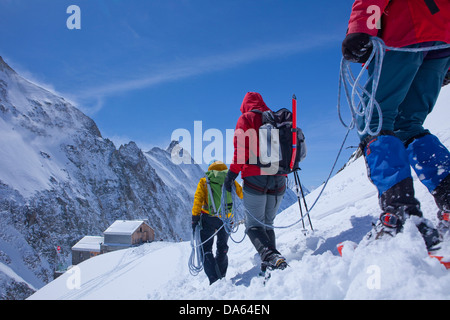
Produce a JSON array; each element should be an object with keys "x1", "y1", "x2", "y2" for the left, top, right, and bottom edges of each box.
[
  {"x1": 293, "y1": 169, "x2": 306, "y2": 231},
  {"x1": 296, "y1": 170, "x2": 314, "y2": 231}
]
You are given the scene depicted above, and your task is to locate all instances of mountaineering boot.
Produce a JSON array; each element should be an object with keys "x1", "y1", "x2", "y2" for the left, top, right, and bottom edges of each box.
[
  {"x1": 261, "y1": 248, "x2": 287, "y2": 271},
  {"x1": 368, "y1": 210, "x2": 440, "y2": 250},
  {"x1": 247, "y1": 227, "x2": 287, "y2": 271},
  {"x1": 379, "y1": 177, "x2": 440, "y2": 250},
  {"x1": 362, "y1": 133, "x2": 440, "y2": 249},
  {"x1": 375, "y1": 179, "x2": 441, "y2": 250}
]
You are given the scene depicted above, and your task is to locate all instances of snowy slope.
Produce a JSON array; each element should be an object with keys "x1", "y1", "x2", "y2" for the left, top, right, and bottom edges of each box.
[{"x1": 29, "y1": 86, "x2": 450, "y2": 300}]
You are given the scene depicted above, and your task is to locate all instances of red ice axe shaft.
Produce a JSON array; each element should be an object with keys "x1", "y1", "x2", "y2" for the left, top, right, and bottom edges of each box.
[{"x1": 290, "y1": 94, "x2": 297, "y2": 171}]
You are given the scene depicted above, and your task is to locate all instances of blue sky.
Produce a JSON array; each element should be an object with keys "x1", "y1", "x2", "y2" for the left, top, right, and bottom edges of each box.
[{"x1": 0, "y1": 0, "x2": 361, "y2": 189}]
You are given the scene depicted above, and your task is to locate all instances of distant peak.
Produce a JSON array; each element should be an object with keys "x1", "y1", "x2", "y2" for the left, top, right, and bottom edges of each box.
[
  {"x1": 166, "y1": 140, "x2": 180, "y2": 153},
  {"x1": 0, "y1": 56, "x2": 17, "y2": 74}
]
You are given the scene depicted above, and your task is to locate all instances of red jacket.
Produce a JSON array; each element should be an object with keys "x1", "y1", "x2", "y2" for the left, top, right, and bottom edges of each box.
[
  {"x1": 229, "y1": 92, "x2": 270, "y2": 178},
  {"x1": 347, "y1": 0, "x2": 450, "y2": 48}
]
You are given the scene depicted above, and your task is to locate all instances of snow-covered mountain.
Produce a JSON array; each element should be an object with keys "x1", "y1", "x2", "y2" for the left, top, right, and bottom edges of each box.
[
  {"x1": 0, "y1": 57, "x2": 208, "y2": 299},
  {"x1": 0, "y1": 56, "x2": 298, "y2": 300},
  {"x1": 28, "y1": 85, "x2": 450, "y2": 301}
]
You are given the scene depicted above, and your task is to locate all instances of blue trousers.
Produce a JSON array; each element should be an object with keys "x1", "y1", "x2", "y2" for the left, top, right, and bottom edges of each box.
[{"x1": 360, "y1": 44, "x2": 450, "y2": 214}]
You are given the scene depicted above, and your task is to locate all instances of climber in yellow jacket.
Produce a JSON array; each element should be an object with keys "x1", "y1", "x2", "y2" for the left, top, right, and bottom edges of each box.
[{"x1": 191, "y1": 160, "x2": 243, "y2": 285}]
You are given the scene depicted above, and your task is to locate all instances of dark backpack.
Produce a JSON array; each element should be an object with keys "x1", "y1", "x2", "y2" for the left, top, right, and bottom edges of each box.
[{"x1": 252, "y1": 108, "x2": 307, "y2": 175}]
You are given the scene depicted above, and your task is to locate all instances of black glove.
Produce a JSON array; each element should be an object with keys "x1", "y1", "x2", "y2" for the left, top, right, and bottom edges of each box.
[
  {"x1": 224, "y1": 170, "x2": 238, "y2": 192},
  {"x1": 192, "y1": 215, "x2": 200, "y2": 232},
  {"x1": 342, "y1": 33, "x2": 373, "y2": 63}
]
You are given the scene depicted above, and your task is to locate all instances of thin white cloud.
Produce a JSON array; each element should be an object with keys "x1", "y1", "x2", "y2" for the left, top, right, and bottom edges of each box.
[
  {"x1": 79, "y1": 34, "x2": 340, "y2": 111},
  {"x1": 6, "y1": 33, "x2": 340, "y2": 116}
]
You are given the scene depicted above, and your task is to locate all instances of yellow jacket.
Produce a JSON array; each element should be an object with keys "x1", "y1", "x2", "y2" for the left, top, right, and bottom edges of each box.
[{"x1": 192, "y1": 161, "x2": 243, "y2": 218}]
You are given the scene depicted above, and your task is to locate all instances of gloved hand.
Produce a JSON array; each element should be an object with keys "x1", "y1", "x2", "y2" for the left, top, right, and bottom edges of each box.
[
  {"x1": 192, "y1": 215, "x2": 200, "y2": 232},
  {"x1": 342, "y1": 33, "x2": 373, "y2": 63},
  {"x1": 224, "y1": 170, "x2": 238, "y2": 192}
]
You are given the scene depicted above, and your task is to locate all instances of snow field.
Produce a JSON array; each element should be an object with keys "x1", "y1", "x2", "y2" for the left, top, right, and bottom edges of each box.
[{"x1": 29, "y1": 155, "x2": 450, "y2": 300}]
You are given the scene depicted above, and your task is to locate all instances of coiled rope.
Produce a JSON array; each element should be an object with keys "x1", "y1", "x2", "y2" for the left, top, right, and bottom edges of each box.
[
  {"x1": 338, "y1": 37, "x2": 450, "y2": 136},
  {"x1": 188, "y1": 222, "x2": 204, "y2": 276}
]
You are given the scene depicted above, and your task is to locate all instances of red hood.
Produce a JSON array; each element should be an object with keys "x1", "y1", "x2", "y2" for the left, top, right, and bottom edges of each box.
[{"x1": 240, "y1": 92, "x2": 270, "y2": 114}]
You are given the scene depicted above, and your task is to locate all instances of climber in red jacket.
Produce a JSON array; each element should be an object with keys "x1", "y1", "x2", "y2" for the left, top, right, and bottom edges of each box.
[{"x1": 225, "y1": 92, "x2": 287, "y2": 272}]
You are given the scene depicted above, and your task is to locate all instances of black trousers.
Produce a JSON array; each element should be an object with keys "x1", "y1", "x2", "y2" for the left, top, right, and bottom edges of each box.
[{"x1": 200, "y1": 214, "x2": 229, "y2": 284}]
